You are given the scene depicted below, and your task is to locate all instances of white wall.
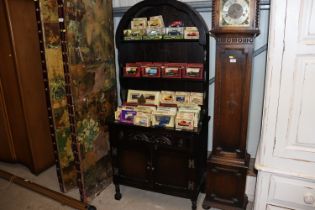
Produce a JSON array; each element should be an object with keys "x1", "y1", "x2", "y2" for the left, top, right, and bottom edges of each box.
[{"x1": 112, "y1": 1, "x2": 270, "y2": 157}]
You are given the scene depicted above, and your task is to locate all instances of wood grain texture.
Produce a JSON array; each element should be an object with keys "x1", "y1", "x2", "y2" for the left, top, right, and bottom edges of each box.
[
  {"x1": 204, "y1": 0, "x2": 260, "y2": 209},
  {"x1": 0, "y1": 0, "x2": 54, "y2": 174}
]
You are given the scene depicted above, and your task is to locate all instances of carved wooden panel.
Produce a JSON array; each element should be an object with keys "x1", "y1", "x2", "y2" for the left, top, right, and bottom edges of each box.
[{"x1": 205, "y1": 161, "x2": 248, "y2": 208}]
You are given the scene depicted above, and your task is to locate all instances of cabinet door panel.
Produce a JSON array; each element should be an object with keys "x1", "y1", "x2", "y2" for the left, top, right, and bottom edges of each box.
[
  {"x1": 118, "y1": 142, "x2": 151, "y2": 184},
  {"x1": 154, "y1": 149, "x2": 189, "y2": 190},
  {"x1": 266, "y1": 205, "x2": 292, "y2": 210},
  {"x1": 273, "y1": 0, "x2": 315, "y2": 163}
]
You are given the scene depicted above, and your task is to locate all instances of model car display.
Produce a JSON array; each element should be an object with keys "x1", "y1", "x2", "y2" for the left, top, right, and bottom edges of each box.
[
  {"x1": 123, "y1": 29, "x2": 144, "y2": 40},
  {"x1": 120, "y1": 110, "x2": 137, "y2": 124},
  {"x1": 124, "y1": 63, "x2": 141, "y2": 77},
  {"x1": 183, "y1": 63, "x2": 203, "y2": 80},
  {"x1": 148, "y1": 15, "x2": 165, "y2": 28},
  {"x1": 164, "y1": 27, "x2": 184, "y2": 39},
  {"x1": 160, "y1": 91, "x2": 176, "y2": 105},
  {"x1": 143, "y1": 28, "x2": 165, "y2": 40},
  {"x1": 142, "y1": 63, "x2": 162, "y2": 78},
  {"x1": 131, "y1": 17, "x2": 147, "y2": 30},
  {"x1": 175, "y1": 112, "x2": 194, "y2": 130},
  {"x1": 184, "y1": 27, "x2": 199, "y2": 39},
  {"x1": 162, "y1": 63, "x2": 184, "y2": 78},
  {"x1": 169, "y1": 20, "x2": 184, "y2": 27}
]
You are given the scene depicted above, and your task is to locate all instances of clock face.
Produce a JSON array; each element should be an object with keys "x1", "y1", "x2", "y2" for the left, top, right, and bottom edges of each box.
[{"x1": 220, "y1": 0, "x2": 250, "y2": 27}]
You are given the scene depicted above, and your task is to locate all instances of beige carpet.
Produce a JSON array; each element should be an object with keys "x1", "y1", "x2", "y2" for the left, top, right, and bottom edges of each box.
[{"x1": 0, "y1": 162, "x2": 253, "y2": 210}]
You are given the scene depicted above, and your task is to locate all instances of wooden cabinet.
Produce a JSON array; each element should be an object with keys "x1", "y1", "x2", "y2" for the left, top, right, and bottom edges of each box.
[
  {"x1": 110, "y1": 122, "x2": 208, "y2": 209},
  {"x1": 109, "y1": 0, "x2": 209, "y2": 209},
  {"x1": 110, "y1": 124, "x2": 200, "y2": 189},
  {"x1": 254, "y1": 0, "x2": 315, "y2": 209},
  {"x1": 0, "y1": 0, "x2": 54, "y2": 174}
]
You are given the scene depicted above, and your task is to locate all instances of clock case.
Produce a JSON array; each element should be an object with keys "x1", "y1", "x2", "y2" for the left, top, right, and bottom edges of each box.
[
  {"x1": 203, "y1": 0, "x2": 260, "y2": 209},
  {"x1": 212, "y1": 0, "x2": 259, "y2": 34}
]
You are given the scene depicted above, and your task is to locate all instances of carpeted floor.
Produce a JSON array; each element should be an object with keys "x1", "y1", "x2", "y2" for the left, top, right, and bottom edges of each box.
[{"x1": 0, "y1": 162, "x2": 253, "y2": 210}]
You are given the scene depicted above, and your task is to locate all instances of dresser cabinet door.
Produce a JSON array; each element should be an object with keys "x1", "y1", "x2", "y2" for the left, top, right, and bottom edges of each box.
[
  {"x1": 272, "y1": 0, "x2": 315, "y2": 163},
  {"x1": 152, "y1": 132, "x2": 194, "y2": 191},
  {"x1": 111, "y1": 127, "x2": 153, "y2": 185},
  {"x1": 117, "y1": 141, "x2": 152, "y2": 185},
  {"x1": 153, "y1": 148, "x2": 190, "y2": 191}
]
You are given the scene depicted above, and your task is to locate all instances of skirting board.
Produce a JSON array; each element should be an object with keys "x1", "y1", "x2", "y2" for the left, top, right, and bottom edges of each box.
[{"x1": 246, "y1": 175, "x2": 256, "y2": 202}]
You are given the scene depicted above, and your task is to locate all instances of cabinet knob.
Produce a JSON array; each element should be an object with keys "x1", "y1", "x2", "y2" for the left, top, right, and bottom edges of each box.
[
  {"x1": 304, "y1": 193, "x2": 315, "y2": 205},
  {"x1": 146, "y1": 165, "x2": 151, "y2": 170}
]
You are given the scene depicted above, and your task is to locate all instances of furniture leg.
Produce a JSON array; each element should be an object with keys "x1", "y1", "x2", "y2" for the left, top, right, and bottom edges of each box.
[
  {"x1": 191, "y1": 199, "x2": 197, "y2": 210},
  {"x1": 114, "y1": 184, "x2": 122, "y2": 200}
]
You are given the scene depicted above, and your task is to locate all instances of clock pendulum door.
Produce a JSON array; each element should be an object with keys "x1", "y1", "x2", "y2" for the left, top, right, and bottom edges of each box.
[{"x1": 203, "y1": 0, "x2": 260, "y2": 209}]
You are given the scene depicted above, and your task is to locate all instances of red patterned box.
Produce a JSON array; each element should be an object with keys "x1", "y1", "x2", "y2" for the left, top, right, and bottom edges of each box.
[
  {"x1": 162, "y1": 63, "x2": 185, "y2": 78},
  {"x1": 123, "y1": 63, "x2": 141, "y2": 77},
  {"x1": 141, "y1": 62, "x2": 162, "y2": 78},
  {"x1": 182, "y1": 63, "x2": 203, "y2": 80}
]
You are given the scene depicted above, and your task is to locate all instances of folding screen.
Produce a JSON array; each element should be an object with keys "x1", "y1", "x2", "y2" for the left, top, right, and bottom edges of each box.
[{"x1": 34, "y1": 0, "x2": 117, "y2": 201}]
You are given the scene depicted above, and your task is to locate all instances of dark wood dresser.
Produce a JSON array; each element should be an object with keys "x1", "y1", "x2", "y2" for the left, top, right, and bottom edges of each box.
[{"x1": 109, "y1": 0, "x2": 210, "y2": 209}]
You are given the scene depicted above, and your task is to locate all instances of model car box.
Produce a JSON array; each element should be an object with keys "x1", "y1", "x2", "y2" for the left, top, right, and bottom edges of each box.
[
  {"x1": 178, "y1": 105, "x2": 201, "y2": 128},
  {"x1": 148, "y1": 15, "x2": 165, "y2": 28},
  {"x1": 183, "y1": 63, "x2": 204, "y2": 80},
  {"x1": 189, "y1": 92, "x2": 204, "y2": 105},
  {"x1": 131, "y1": 17, "x2": 147, "y2": 30},
  {"x1": 164, "y1": 27, "x2": 184, "y2": 39},
  {"x1": 156, "y1": 106, "x2": 177, "y2": 115},
  {"x1": 160, "y1": 91, "x2": 176, "y2": 106},
  {"x1": 141, "y1": 63, "x2": 162, "y2": 78},
  {"x1": 115, "y1": 106, "x2": 136, "y2": 121},
  {"x1": 134, "y1": 112, "x2": 152, "y2": 127},
  {"x1": 134, "y1": 105, "x2": 156, "y2": 114},
  {"x1": 143, "y1": 28, "x2": 165, "y2": 40},
  {"x1": 120, "y1": 109, "x2": 137, "y2": 124},
  {"x1": 124, "y1": 63, "x2": 141, "y2": 77},
  {"x1": 152, "y1": 110, "x2": 176, "y2": 128},
  {"x1": 175, "y1": 112, "x2": 195, "y2": 130},
  {"x1": 175, "y1": 91, "x2": 190, "y2": 105},
  {"x1": 161, "y1": 63, "x2": 184, "y2": 78},
  {"x1": 184, "y1": 27, "x2": 199, "y2": 39},
  {"x1": 123, "y1": 29, "x2": 145, "y2": 40},
  {"x1": 127, "y1": 89, "x2": 160, "y2": 106}
]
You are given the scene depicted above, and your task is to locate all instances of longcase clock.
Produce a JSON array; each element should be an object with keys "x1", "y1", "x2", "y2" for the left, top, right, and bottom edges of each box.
[{"x1": 203, "y1": 0, "x2": 260, "y2": 209}]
